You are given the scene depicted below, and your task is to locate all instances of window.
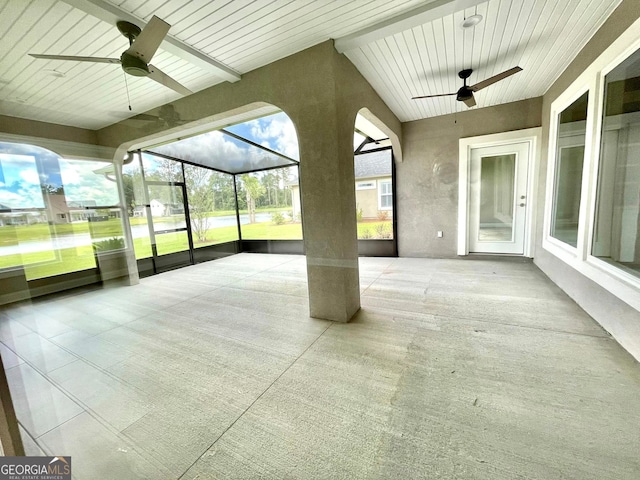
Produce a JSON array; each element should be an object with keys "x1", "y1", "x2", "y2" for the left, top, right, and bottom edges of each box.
[
  {"x1": 592, "y1": 47, "x2": 640, "y2": 277},
  {"x1": 379, "y1": 180, "x2": 392, "y2": 210},
  {"x1": 0, "y1": 142, "x2": 124, "y2": 279},
  {"x1": 541, "y1": 26, "x2": 640, "y2": 310},
  {"x1": 550, "y1": 92, "x2": 589, "y2": 247}
]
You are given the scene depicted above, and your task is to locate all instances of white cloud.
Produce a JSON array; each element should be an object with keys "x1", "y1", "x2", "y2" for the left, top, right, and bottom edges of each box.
[
  {"x1": 60, "y1": 159, "x2": 119, "y2": 205},
  {"x1": 151, "y1": 113, "x2": 300, "y2": 173},
  {"x1": 0, "y1": 184, "x2": 44, "y2": 209},
  {"x1": 155, "y1": 129, "x2": 285, "y2": 173},
  {"x1": 249, "y1": 114, "x2": 299, "y2": 160},
  {"x1": 19, "y1": 169, "x2": 40, "y2": 184}
]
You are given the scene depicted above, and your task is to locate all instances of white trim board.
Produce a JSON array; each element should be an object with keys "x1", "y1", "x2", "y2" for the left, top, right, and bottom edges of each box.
[{"x1": 458, "y1": 127, "x2": 542, "y2": 257}]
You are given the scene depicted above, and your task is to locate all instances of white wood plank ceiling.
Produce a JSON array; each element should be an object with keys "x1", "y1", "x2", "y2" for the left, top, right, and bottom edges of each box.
[
  {"x1": 0, "y1": 0, "x2": 624, "y2": 130},
  {"x1": 342, "y1": 0, "x2": 622, "y2": 121}
]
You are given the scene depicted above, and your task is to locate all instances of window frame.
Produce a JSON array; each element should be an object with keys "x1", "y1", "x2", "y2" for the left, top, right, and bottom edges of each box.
[
  {"x1": 542, "y1": 19, "x2": 640, "y2": 311},
  {"x1": 543, "y1": 87, "x2": 593, "y2": 258}
]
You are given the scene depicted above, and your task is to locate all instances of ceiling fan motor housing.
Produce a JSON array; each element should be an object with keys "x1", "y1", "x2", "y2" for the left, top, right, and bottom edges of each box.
[
  {"x1": 457, "y1": 86, "x2": 473, "y2": 101},
  {"x1": 120, "y1": 51, "x2": 149, "y2": 76}
]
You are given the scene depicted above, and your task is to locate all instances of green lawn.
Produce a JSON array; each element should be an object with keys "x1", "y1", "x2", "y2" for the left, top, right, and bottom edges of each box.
[{"x1": 0, "y1": 218, "x2": 392, "y2": 280}]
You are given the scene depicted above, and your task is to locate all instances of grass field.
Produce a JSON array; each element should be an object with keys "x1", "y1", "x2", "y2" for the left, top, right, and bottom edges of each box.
[{"x1": 0, "y1": 218, "x2": 391, "y2": 280}]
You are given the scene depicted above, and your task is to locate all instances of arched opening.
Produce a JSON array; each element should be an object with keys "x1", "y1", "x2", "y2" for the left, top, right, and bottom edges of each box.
[
  {"x1": 353, "y1": 109, "x2": 397, "y2": 257},
  {"x1": 0, "y1": 105, "x2": 303, "y2": 299},
  {"x1": 120, "y1": 105, "x2": 302, "y2": 276}
]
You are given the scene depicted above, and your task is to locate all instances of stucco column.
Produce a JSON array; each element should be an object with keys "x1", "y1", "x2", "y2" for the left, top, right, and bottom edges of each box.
[
  {"x1": 295, "y1": 104, "x2": 360, "y2": 322},
  {"x1": 93, "y1": 41, "x2": 403, "y2": 320}
]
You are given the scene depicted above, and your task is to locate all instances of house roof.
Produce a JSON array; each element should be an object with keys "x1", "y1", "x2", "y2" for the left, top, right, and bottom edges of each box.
[
  {"x1": 289, "y1": 149, "x2": 391, "y2": 187},
  {"x1": 354, "y1": 149, "x2": 392, "y2": 179}
]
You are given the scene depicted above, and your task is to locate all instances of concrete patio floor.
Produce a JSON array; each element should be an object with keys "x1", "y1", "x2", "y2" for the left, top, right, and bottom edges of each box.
[{"x1": 0, "y1": 253, "x2": 639, "y2": 479}]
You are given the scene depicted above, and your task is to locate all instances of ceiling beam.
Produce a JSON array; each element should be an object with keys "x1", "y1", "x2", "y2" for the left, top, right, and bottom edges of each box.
[
  {"x1": 61, "y1": 0, "x2": 241, "y2": 83},
  {"x1": 334, "y1": 0, "x2": 486, "y2": 53}
]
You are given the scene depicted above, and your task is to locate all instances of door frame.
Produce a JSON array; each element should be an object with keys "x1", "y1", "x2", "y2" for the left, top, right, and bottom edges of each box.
[
  {"x1": 144, "y1": 180, "x2": 195, "y2": 272},
  {"x1": 458, "y1": 127, "x2": 541, "y2": 257}
]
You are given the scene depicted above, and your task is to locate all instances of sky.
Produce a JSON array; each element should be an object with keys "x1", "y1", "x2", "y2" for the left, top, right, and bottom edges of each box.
[
  {"x1": 0, "y1": 153, "x2": 45, "y2": 209},
  {"x1": 59, "y1": 159, "x2": 119, "y2": 206},
  {"x1": 0, "y1": 142, "x2": 119, "y2": 209},
  {"x1": 1, "y1": 111, "x2": 362, "y2": 210},
  {"x1": 226, "y1": 112, "x2": 300, "y2": 161},
  {"x1": 153, "y1": 112, "x2": 300, "y2": 174},
  {"x1": 151, "y1": 111, "x2": 364, "y2": 174}
]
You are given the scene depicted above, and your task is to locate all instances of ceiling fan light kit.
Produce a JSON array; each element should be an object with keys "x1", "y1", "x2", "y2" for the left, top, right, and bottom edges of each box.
[{"x1": 120, "y1": 52, "x2": 149, "y2": 77}]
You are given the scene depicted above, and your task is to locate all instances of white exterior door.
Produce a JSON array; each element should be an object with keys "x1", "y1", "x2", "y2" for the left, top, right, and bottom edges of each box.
[{"x1": 468, "y1": 142, "x2": 530, "y2": 254}]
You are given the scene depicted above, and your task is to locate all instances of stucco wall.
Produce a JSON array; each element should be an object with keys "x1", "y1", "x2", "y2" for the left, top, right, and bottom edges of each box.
[
  {"x1": 397, "y1": 97, "x2": 542, "y2": 257},
  {"x1": 0, "y1": 115, "x2": 98, "y2": 145},
  {"x1": 535, "y1": 0, "x2": 640, "y2": 361}
]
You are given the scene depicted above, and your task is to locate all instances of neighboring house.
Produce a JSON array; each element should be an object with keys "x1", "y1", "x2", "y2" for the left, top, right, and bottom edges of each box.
[
  {"x1": 132, "y1": 205, "x2": 146, "y2": 217},
  {"x1": 67, "y1": 200, "x2": 97, "y2": 222},
  {"x1": 290, "y1": 149, "x2": 393, "y2": 220},
  {"x1": 46, "y1": 193, "x2": 71, "y2": 224},
  {"x1": 150, "y1": 199, "x2": 165, "y2": 217},
  {"x1": 0, "y1": 203, "x2": 44, "y2": 226},
  {"x1": 148, "y1": 199, "x2": 184, "y2": 217}
]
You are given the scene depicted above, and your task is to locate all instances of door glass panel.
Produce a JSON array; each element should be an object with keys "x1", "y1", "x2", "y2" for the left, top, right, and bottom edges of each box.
[
  {"x1": 147, "y1": 185, "x2": 186, "y2": 233},
  {"x1": 155, "y1": 231, "x2": 190, "y2": 256},
  {"x1": 146, "y1": 183, "x2": 189, "y2": 258},
  {"x1": 479, "y1": 154, "x2": 516, "y2": 242}
]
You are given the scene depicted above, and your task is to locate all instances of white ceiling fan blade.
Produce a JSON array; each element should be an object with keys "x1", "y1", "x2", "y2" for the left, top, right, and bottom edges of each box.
[
  {"x1": 30, "y1": 54, "x2": 120, "y2": 64},
  {"x1": 471, "y1": 66, "x2": 523, "y2": 92},
  {"x1": 125, "y1": 15, "x2": 170, "y2": 63},
  {"x1": 463, "y1": 95, "x2": 477, "y2": 107},
  {"x1": 147, "y1": 65, "x2": 192, "y2": 96}
]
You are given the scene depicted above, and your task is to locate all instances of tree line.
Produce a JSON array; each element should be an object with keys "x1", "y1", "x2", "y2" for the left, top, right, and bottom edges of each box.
[{"x1": 122, "y1": 156, "x2": 296, "y2": 242}]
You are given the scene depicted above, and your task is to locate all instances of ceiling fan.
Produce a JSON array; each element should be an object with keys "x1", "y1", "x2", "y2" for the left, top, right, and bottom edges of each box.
[
  {"x1": 121, "y1": 104, "x2": 190, "y2": 128},
  {"x1": 29, "y1": 16, "x2": 192, "y2": 96},
  {"x1": 412, "y1": 66, "x2": 522, "y2": 107}
]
